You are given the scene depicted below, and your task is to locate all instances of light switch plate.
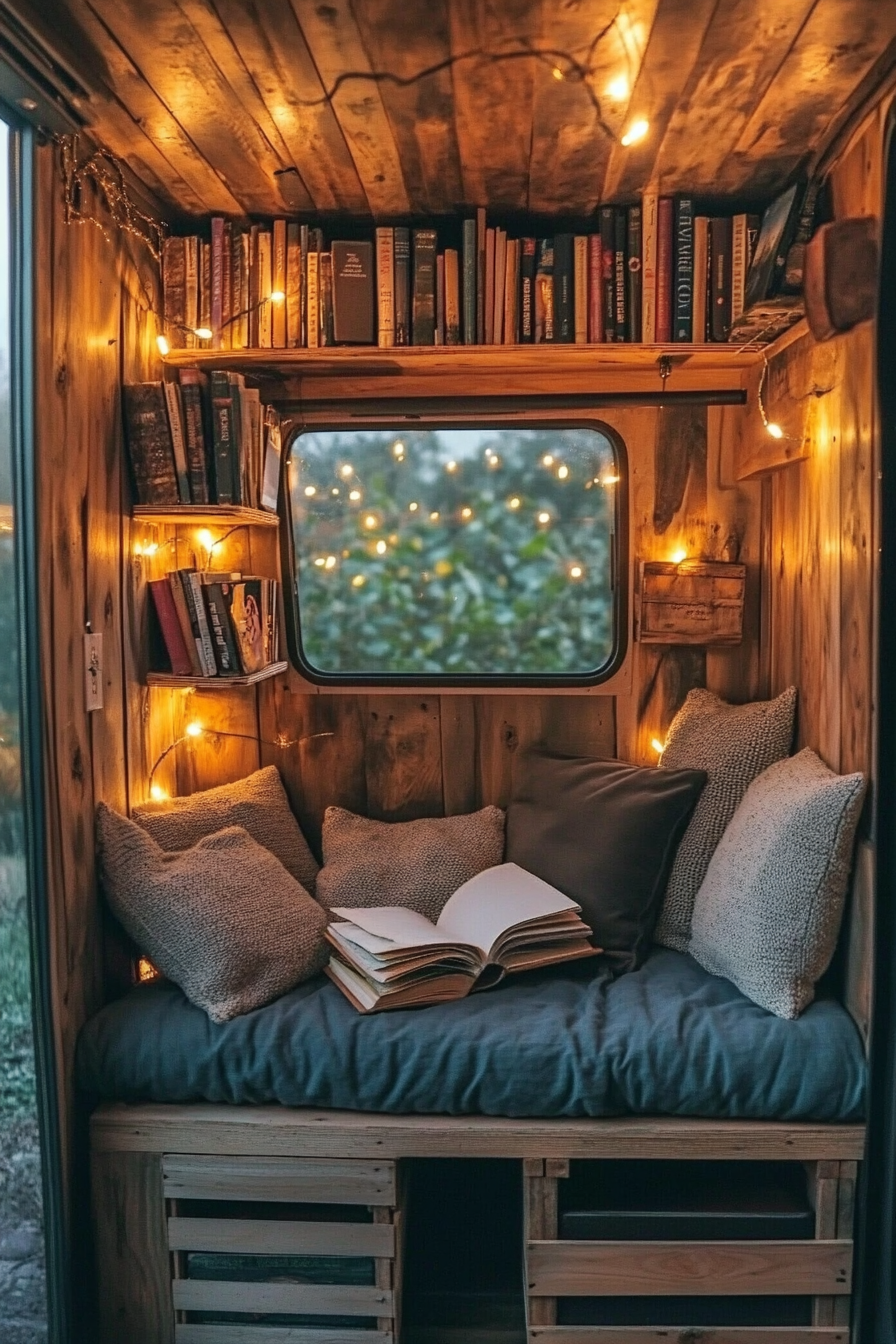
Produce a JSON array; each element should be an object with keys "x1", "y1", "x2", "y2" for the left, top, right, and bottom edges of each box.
[{"x1": 84, "y1": 632, "x2": 104, "y2": 711}]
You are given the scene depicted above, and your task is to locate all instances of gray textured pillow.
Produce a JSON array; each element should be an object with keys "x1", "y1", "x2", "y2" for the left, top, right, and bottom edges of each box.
[
  {"x1": 97, "y1": 804, "x2": 327, "y2": 1023},
  {"x1": 134, "y1": 765, "x2": 319, "y2": 896},
  {"x1": 316, "y1": 806, "x2": 506, "y2": 921},
  {"x1": 655, "y1": 686, "x2": 797, "y2": 951},
  {"x1": 689, "y1": 749, "x2": 866, "y2": 1019}
]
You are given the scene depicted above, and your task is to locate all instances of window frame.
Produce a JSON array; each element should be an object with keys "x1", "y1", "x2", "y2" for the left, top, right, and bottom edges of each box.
[{"x1": 279, "y1": 414, "x2": 629, "y2": 689}]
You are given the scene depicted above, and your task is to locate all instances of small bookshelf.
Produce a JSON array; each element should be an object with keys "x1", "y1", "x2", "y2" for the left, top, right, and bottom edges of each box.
[
  {"x1": 146, "y1": 661, "x2": 288, "y2": 689},
  {"x1": 132, "y1": 504, "x2": 279, "y2": 529}
]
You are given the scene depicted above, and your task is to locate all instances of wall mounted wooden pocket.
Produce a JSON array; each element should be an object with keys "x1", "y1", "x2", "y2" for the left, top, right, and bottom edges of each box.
[{"x1": 636, "y1": 560, "x2": 746, "y2": 645}]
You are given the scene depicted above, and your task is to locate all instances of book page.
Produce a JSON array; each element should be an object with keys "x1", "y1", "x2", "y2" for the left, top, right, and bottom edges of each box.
[
  {"x1": 435, "y1": 863, "x2": 580, "y2": 958},
  {"x1": 329, "y1": 904, "x2": 477, "y2": 953}
]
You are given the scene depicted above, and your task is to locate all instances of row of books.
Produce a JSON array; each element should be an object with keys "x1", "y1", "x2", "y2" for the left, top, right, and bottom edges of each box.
[
  {"x1": 161, "y1": 182, "x2": 815, "y2": 351},
  {"x1": 149, "y1": 570, "x2": 280, "y2": 679},
  {"x1": 123, "y1": 374, "x2": 282, "y2": 508}
]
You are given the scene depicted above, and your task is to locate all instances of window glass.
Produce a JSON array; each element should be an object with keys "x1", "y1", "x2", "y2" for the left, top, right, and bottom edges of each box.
[{"x1": 288, "y1": 425, "x2": 621, "y2": 680}]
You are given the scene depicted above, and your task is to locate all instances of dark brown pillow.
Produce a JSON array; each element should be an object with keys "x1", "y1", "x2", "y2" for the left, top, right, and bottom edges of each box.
[{"x1": 505, "y1": 749, "x2": 707, "y2": 971}]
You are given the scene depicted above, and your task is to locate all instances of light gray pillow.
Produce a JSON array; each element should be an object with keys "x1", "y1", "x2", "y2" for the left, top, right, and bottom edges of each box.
[
  {"x1": 655, "y1": 686, "x2": 797, "y2": 951},
  {"x1": 96, "y1": 804, "x2": 327, "y2": 1023},
  {"x1": 133, "y1": 765, "x2": 319, "y2": 896},
  {"x1": 688, "y1": 749, "x2": 866, "y2": 1019},
  {"x1": 316, "y1": 806, "x2": 506, "y2": 921}
]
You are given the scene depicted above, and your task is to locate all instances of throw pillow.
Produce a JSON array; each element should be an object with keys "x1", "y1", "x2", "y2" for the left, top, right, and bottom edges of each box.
[
  {"x1": 133, "y1": 765, "x2": 319, "y2": 896},
  {"x1": 688, "y1": 749, "x2": 866, "y2": 1019},
  {"x1": 655, "y1": 685, "x2": 797, "y2": 952},
  {"x1": 97, "y1": 804, "x2": 328, "y2": 1023},
  {"x1": 315, "y1": 806, "x2": 505, "y2": 921},
  {"x1": 505, "y1": 749, "x2": 707, "y2": 972}
]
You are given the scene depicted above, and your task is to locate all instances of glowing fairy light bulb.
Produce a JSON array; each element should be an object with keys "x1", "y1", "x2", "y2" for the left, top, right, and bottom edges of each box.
[
  {"x1": 304, "y1": 485, "x2": 317, "y2": 497},
  {"x1": 324, "y1": 555, "x2": 336, "y2": 570},
  {"x1": 537, "y1": 511, "x2": 551, "y2": 524},
  {"x1": 621, "y1": 118, "x2": 649, "y2": 147},
  {"x1": 314, "y1": 557, "x2": 325, "y2": 566},
  {"x1": 270, "y1": 289, "x2": 286, "y2": 304},
  {"x1": 197, "y1": 528, "x2": 215, "y2": 553},
  {"x1": 508, "y1": 497, "x2": 521, "y2": 510},
  {"x1": 409, "y1": 502, "x2": 419, "y2": 512},
  {"x1": 542, "y1": 453, "x2": 554, "y2": 467},
  {"x1": 601, "y1": 474, "x2": 620, "y2": 485},
  {"x1": 651, "y1": 738, "x2": 666, "y2": 756},
  {"x1": 557, "y1": 464, "x2": 569, "y2": 479},
  {"x1": 185, "y1": 721, "x2": 204, "y2": 739},
  {"x1": 349, "y1": 489, "x2": 361, "y2": 501},
  {"x1": 606, "y1": 74, "x2": 629, "y2": 100},
  {"x1": 149, "y1": 784, "x2": 169, "y2": 802},
  {"x1": 671, "y1": 548, "x2": 687, "y2": 564},
  {"x1": 363, "y1": 514, "x2": 378, "y2": 529},
  {"x1": 352, "y1": 574, "x2": 366, "y2": 587},
  {"x1": 552, "y1": 66, "x2": 564, "y2": 80},
  {"x1": 461, "y1": 507, "x2": 473, "y2": 520},
  {"x1": 766, "y1": 422, "x2": 784, "y2": 439},
  {"x1": 446, "y1": 460, "x2": 458, "y2": 473},
  {"x1": 568, "y1": 563, "x2": 584, "y2": 580},
  {"x1": 340, "y1": 464, "x2": 354, "y2": 478},
  {"x1": 193, "y1": 326, "x2": 213, "y2": 340},
  {"x1": 392, "y1": 440, "x2": 405, "y2": 459},
  {"x1": 155, "y1": 334, "x2": 170, "y2": 356},
  {"x1": 375, "y1": 539, "x2": 387, "y2": 555},
  {"x1": 430, "y1": 511, "x2": 440, "y2": 521}
]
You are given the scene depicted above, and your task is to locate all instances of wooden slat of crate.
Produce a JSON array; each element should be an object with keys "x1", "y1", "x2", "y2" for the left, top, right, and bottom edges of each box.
[
  {"x1": 171, "y1": 1279, "x2": 393, "y2": 1315},
  {"x1": 812, "y1": 1161, "x2": 841, "y2": 1325},
  {"x1": 528, "y1": 1328, "x2": 849, "y2": 1343},
  {"x1": 167, "y1": 1216, "x2": 394, "y2": 1257},
  {"x1": 176, "y1": 1327, "x2": 393, "y2": 1343},
  {"x1": 637, "y1": 560, "x2": 746, "y2": 645},
  {"x1": 526, "y1": 1239, "x2": 851, "y2": 1296},
  {"x1": 833, "y1": 1160, "x2": 858, "y2": 1328},
  {"x1": 162, "y1": 1155, "x2": 395, "y2": 1204}
]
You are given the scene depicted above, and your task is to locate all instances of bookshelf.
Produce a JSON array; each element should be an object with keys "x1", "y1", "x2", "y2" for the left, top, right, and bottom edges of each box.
[
  {"x1": 133, "y1": 504, "x2": 279, "y2": 528},
  {"x1": 146, "y1": 661, "x2": 288, "y2": 689}
]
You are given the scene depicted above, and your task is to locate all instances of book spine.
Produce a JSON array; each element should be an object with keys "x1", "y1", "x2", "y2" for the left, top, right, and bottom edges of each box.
[
  {"x1": 492, "y1": 228, "x2": 506, "y2": 345},
  {"x1": 693, "y1": 215, "x2": 709, "y2": 343},
  {"x1": 148, "y1": 579, "x2": 194, "y2": 676},
  {"x1": 573, "y1": 235, "x2": 588, "y2": 344},
  {"x1": 248, "y1": 224, "x2": 260, "y2": 347},
  {"x1": 286, "y1": 222, "x2": 301, "y2": 348},
  {"x1": 272, "y1": 218, "x2": 287, "y2": 347},
  {"x1": 162, "y1": 381, "x2": 191, "y2": 502},
  {"x1": 710, "y1": 215, "x2": 733, "y2": 341},
  {"x1": 122, "y1": 383, "x2": 179, "y2": 505},
  {"x1": 673, "y1": 197, "x2": 695, "y2": 342},
  {"x1": 184, "y1": 236, "x2": 199, "y2": 348},
  {"x1": 319, "y1": 252, "x2": 334, "y2": 345},
  {"x1": 168, "y1": 572, "x2": 204, "y2": 675},
  {"x1": 209, "y1": 369, "x2": 235, "y2": 504},
  {"x1": 588, "y1": 234, "x2": 603, "y2": 342},
  {"x1": 210, "y1": 217, "x2": 224, "y2": 348},
  {"x1": 435, "y1": 252, "x2": 445, "y2": 345},
  {"x1": 412, "y1": 228, "x2": 437, "y2": 345},
  {"x1": 626, "y1": 206, "x2": 642, "y2": 342},
  {"x1": 613, "y1": 209, "x2": 627, "y2": 340},
  {"x1": 535, "y1": 238, "x2": 554, "y2": 343},
  {"x1": 261, "y1": 409, "x2": 282, "y2": 512},
  {"x1": 228, "y1": 372, "x2": 246, "y2": 506},
  {"x1": 257, "y1": 230, "x2": 273, "y2": 348},
  {"x1": 200, "y1": 241, "x2": 211, "y2": 334},
  {"x1": 519, "y1": 238, "x2": 536, "y2": 343},
  {"x1": 221, "y1": 221, "x2": 233, "y2": 349},
  {"x1": 731, "y1": 213, "x2": 748, "y2": 323},
  {"x1": 300, "y1": 224, "x2": 309, "y2": 344},
  {"x1": 504, "y1": 238, "x2": 518, "y2": 345},
  {"x1": 553, "y1": 232, "x2": 574, "y2": 343},
  {"x1": 462, "y1": 218, "x2": 477, "y2": 344},
  {"x1": 202, "y1": 582, "x2": 241, "y2": 675},
  {"x1": 162, "y1": 236, "x2": 186, "y2": 346},
  {"x1": 484, "y1": 227, "x2": 495, "y2": 344},
  {"x1": 237, "y1": 231, "x2": 250, "y2": 349},
  {"x1": 444, "y1": 248, "x2": 461, "y2": 345},
  {"x1": 183, "y1": 571, "x2": 218, "y2": 676},
  {"x1": 178, "y1": 371, "x2": 210, "y2": 504},
  {"x1": 332, "y1": 240, "x2": 374, "y2": 344},
  {"x1": 656, "y1": 197, "x2": 674, "y2": 342},
  {"x1": 375, "y1": 227, "x2": 395, "y2": 347},
  {"x1": 476, "y1": 206, "x2": 486, "y2": 344},
  {"x1": 393, "y1": 227, "x2": 410, "y2": 346},
  {"x1": 306, "y1": 250, "x2": 320, "y2": 349},
  {"x1": 599, "y1": 207, "x2": 616, "y2": 341},
  {"x1": 641, "y1": 193, "x2": 658, "y2": 344}
]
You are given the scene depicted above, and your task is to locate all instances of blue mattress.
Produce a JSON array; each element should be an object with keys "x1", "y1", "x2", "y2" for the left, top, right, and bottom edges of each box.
[{"x1": 75, "y1": 949, "x2": 866, "y2": 1121}]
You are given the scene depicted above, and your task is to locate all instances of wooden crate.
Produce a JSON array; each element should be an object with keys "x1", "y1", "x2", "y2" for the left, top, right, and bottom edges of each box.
[
  {"x1": 523, "y1": 1159, "x2": 857, "y2": 1344},
  {"x1": 636, "y1": 560, "x2": 746, "y2": 645}
]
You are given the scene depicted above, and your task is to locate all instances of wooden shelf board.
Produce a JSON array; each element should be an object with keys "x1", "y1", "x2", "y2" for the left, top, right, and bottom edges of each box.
[
  {"x1": 132, "y1": 505, "x2": 279, "y2": 528},
  {"x1": 146, "y1": 661, "x2": 287, "y2": 689}
]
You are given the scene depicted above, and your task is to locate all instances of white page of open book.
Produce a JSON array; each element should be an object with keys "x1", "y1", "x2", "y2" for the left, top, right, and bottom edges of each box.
[{"x1": 329, "y1": 905, "x2": 463, "y2": 951}]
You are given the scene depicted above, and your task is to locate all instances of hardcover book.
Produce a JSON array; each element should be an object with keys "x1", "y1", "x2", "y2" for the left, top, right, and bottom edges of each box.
[
  {"x1": 209, "y1": 369, "x2": 236, "y2": 504},
  {"x1": 148, "y1": 579, "x2": 194, "y2": 677},
  {"x1": 673, "y1": 197, "x2": 694, "y2": 342},
  {"x1": 261, "y1": 411, "x2": 281, "y2": 513},
  {"x1": 435, "y1": 252, "x2": 445, "y2": 345},
  {"x1": 641, "y1": 193, "x2": 658, "y2": 343},
  {"x1": 710, "y1": 215, "x2": 733, "y2": 341},
  {"x1": 222, "y1": 221, "x2": 233, "y2": 349},
  {"x1": 161, "y1": 381, "x2": 191, "y2": 503},
  {"x1": 178, "y1": 368, "x2": 210, "y2": 504},
  {"x1": 325, "y1": 862, "x2": 599, "y2": 1013},
  {"x1": 286, "y1": 221, "x2": 302, "y2": 348},
  {"x1": 237, "y1": 231, "x2": 250, "y2": 349},
  {"x1": 306, "y1": 249, "x2": 320, "y2": 350},
  {"x1": 202, "y1": 581, "x2": 242, "y2": 675},
  {"x1": 476, "y1": 207, "x2": 486, "y2": 344},
  {"x1": 319, "y1": 252, "x2": 334, "y2": 346},
  {"x1": 444, "y1": 248, "x2": 461, "y2": 345},
  {"x1": 167, "y1": 571, "x2": 204, "y2": 676},
  {"x1": 393, "y1": 227, "x2": 411, "y2": 346},
  {"x1": 626, "y1": 206, "x2": 642, "y2": 343},
  {"x1": 573, "y1": 235, "x2": 588, "y2": 344},
  {"x1": 492, "y1": 228, "x2": 506, "y2": 344},
  {"x1": 221, "y1": 579, "x2": 267, "y2": 674},
  {"x1": 332, "y1": 240, "x2": 375, "y2": 344},
  {"x1": 613, "y1": 209, "x2": 627, "y2": 339},
  {"x1": 599, "y1": 207, "x2": 616, "y2": 340},
  {"x1": 484, "y1": 227, "x2": 495, "y2": 344},
  {"x1": 412, "y1": 229, "x2": 437, "y2": 346},
  {"x1": 210, "y1": 217, "x2": 224, "y2": 348},
  {"x1": 731, "y1": 213, "x2": 748, "y2": 324},
  {"x1": 534, "y1": 239, "x2": 554, "y2": 343},
  {"x1": 257, "y1": 229, "x2": 273, "y2": 349},
  {"x1": 184, "y1": 236, "x2": 199, "y2": 348},
  {"x1": 656, "y1": 197, "x2": 674, "y2": 342},
  {"x1": 375, "y1": 227, "x2": 395, "y2": 347},
  {"x1": 744, "y1": 181, "x2": 802, "y2": 310},
  {"x1": 162, "y1": 236, "x2": 186, "y2": 345},
  {"x1": 272, "y1": 219, "x2": 287, "y2": 348},
  {"x1": 247, "y1": 224, "x2": 260, "y2": 347},
  {"x1": 693, "y1": 216, "x2": 710, "y2": 343},
  {"x1": 122, "y1": 383, "x2": 179, "y2": 506},
  {"x1": 504, "y1": 238, "x2": 519, "y2": 344},
  {"x1": 200, "y1": 240, "x2": 211, "y2": 336},
  {"x1": 519, "y1": 238, "x2": 536, "y2": 343},
  {"x1": 178, "y1": 569, "x2": 217, "y2": 676},
  {"x1": 588, "y1": 234, "x2": 603, "y2": 343},
  {"x1": 553, "y1": 232, "x2": 574, "y2": 343},
  {"x1": 462, "y1": 218, "x2": 477, "y2": 344}
]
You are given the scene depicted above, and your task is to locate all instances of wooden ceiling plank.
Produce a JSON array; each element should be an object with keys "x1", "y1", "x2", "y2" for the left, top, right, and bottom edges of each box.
[
  {"x1": 290, "y1": 0, "x2": 411, "y2": 218},
  {"x1": 84, "y1": 0, "x2": 295, "y2": 214},
  {"x1": 601, "y1": 0, "x2": 721, "y2": 203},
  {"x1": 526, "y1": 0, "x2": 659, "y2": 215},
  {"x1": 727, "y1": 0, "x2": 896, "y2": 195},
  {"x1": 49, "y1": 0, "x2": 245, "y2": 215},
  {"x1": 447, "y1": 0, "x2": 539, "y2": 211},
  {"x1": 174, "y1": 0, "x2": 315, "y2": 211},
  {"x1": 351, "y1": 0, "x2": 465, "y2": 215},
  {"x1": 651, "y1": 0, "x2": 818, "y2": 197},
  {"x1": 207, "y1": 0, "x2": 368, "y2": 214}
]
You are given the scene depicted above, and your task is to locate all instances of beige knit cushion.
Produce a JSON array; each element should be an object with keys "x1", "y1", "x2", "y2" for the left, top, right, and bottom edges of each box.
[
  {"x1": 655, "y1": 686, "x2": 797, "y2": 952},
  {"x1": 97, "y1": 804, "x2": 327, "y2": 1023},
  {"x1": 689, "y1": 750, "x2": 866, "y2": 1019},
  {"x1": 316, "y1": 806, "x2": 506, "y2": 921},
  {"x1": 133, "y1": 765, "x2": 319, "y2": 896}
]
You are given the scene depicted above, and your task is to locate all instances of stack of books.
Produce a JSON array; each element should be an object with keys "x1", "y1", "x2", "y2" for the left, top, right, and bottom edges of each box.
[
  {"x1": 149, "y1": 570, "x2": 281, "y2": 679},
  {"x1": 122, "y1": 374, "x2": 282, "y2": 509},
  {"x1": 161, "y1": 182, "x2": 815, "y2": 352}
]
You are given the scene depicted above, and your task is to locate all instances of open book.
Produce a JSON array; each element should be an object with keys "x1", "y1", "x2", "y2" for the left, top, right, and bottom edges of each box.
[{"x1": 324, "y1": 862, "x2": 600, "y2": 1013}]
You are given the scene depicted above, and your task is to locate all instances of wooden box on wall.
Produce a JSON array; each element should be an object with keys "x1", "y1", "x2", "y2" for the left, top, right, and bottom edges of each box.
[{"x1": 636, "y1": 560, "x2": 746, "y2": 646}]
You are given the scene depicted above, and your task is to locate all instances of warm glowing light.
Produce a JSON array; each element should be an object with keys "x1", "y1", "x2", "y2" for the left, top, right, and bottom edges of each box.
[
  {"x1": 304, "y1": 485, "x2": 317, "y2": 497},
  {"x1": 314, "y1": 557, "x2": 325, "y2": 566},
  {"x1": 461, "y1": 506, "x2": 473, "y2": 520},
  {"x1": 340, "y1": 464, "x2": 354, "y2": 478},
  {"x1": 156, "y1": 334, "x2": 170, "y2": 356},
  {"x1": 508, "y1": 496, "x2": 521, "y2": 510},
  {"x1": 620, "y1": 118, "x2": 649, "y2": 147},
  {"x1": 392, "y1": 440, "x2": 405, "y2": 458},
  {"x1": 149, "y1": 784, "x2": 169, "y2": 802},
  {"x1": 409, "y1": 501, "x2": 419, "y2": 512},
  {"x1": 324, "y1": 555, "x2": 337, "y2": 570},
  {"x1": 601, "y1": 474, "x2": 620, "y2": 485},
  {"x1": 352, "y1": 574, "x2": 366, "y2": 587},
  {"x1": 568, "y1": 564, "x2": 584, "y2": 580},
  {"x1": 651, "y1": 738, "x2": 666, "y2": 756},
  {"x1": 435, "y1": 559, "x2": 453, "y2": 577},
  {"x1": 185, "y1": 720, "x2": 204, "y2": 738},
  {"x1": 375, "y1": 539, "x2": 387, "y2": 555},
  {"x1": 446, "y1": 459, "x2": 458, "y2": 473},
  {"x1": 606, "y1": 74, "x2": 630, "y2": 100},
  {"x1": 542, "y1": 453, "x2": 554, "y2": 467},
  {"x1": 331, "y1": 487, "x2": 340, "y2": 496},
  {"x1": 363, "y1": 514, "x2": 378, "y2": 528},
  {"x1": 671, "y1": 548, "x2": 687, "y2": 564},
  {"x1": 430, "y1": 511, "x2": 440, "y2": 521},
  {"x1": 270, "y1": 289, "x2": 286, "y2": 304},
  {"x1": 197, "y1": 528, "x2": 215, "y2": 552},
  {"x1": 557, "y1": 464, "x2": 569, "y2": 480},
  {"x1": 537, "y1": 511, "x2": 551, "y2": 524},
  {"x1": 349, "y1": 489, "x2": 362, "y2": 501},
  {"x1": 766, "y1": 421, "x2": 784, "y2": 439},
  {"x1": 552, "y1": 66, "x2": 564, "y2": 80},
  {"x1": 193, "y1": 326, "x2": 213, "y2": 341}
]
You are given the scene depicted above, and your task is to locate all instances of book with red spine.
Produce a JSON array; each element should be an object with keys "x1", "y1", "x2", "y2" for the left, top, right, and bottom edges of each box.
[
  {"x1": 588, "y1": 234, "x2": 603, "y2": 342},
  {"x1": 656, "y1": 196, "x2": 674, "y2": 342},
  {"x1": 210, "y1": 217, "x2": 224, "y2": 348},
  {"x1": 148, "y1": 579, "x2": 194, "y2": 676}
]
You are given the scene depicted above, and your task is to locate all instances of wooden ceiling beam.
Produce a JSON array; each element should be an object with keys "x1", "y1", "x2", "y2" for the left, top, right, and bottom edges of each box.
[{"x1": 291, "y1": 0, "x2": 411, "y2": 218}]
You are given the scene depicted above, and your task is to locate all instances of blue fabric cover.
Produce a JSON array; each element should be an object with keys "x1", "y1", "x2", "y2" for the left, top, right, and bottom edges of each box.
[{"x1": 75, "y1": 949, "x2": 866, "y2": 1121}]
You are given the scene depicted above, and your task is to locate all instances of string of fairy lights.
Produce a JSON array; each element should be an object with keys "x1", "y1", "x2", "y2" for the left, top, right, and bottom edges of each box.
[{"x1": 147, "y1": 725, "x2": 335, "y2": 801}]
